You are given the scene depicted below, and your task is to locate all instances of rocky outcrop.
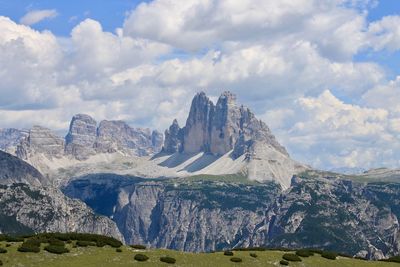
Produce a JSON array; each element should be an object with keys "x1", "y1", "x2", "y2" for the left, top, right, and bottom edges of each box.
[
  {"x1": 0, "y1": 151, "x2": 123, "y2": 241},
  {"x1": 16, "y1": 126, "x2": 64, "y2": 160},
  {"x1": 163, "y1": 119, "x2": 184, "y2": 153},
  {"x1": 0, "y1": 150, "x2": 46, "y2": 186},
  {"x1": 164, "y1": 91, "x2": 288, "y2": 157},
  {"x1": 95, "y1": 120, "x2": 162, "y2": 156},
  {"x1": 0, "y1": 183, "x2": 123, "y2": 241},
  {"x1": 65, "y1": 114, "x2": 98, "y2": 160},
  {"x1": 183, "y1": 92, "x2": 214, "y2": 153},
  {"x1": 0, "y1": 128, "x2": 28, "y2": 154},
  {"x1": 64, "y1": 172, "x2": 400, "y2": 259},
  {"x1": 162, "y1": 91, "x2": 305, "y2": 188}
]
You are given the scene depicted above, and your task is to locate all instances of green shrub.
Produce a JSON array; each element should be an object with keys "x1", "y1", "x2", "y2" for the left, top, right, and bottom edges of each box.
[
  {"x1": 27, "y1": 233, "x2": 122, "y2": 248},
  {"x1": 309, "y1": 249, "x2": 323, "y2": 254},
  {"x1": 17, "y1": 244, "x2": 40, "y2": 253},
  {"x1": 48, "y1": 239, "x2": 64, "y2": 246},
  {"x1": 76, "y1": 241, "x2": 96, "y2": 247},
  {"x1": 0, "y1": 259, "x2": 2, "y2": 266},
  {"x1": 280, "y1": 259, "x2": 289, "y2": 265},
  {"x1": 130, "y1": 244, "x2": 146, "y2": 249},
  {"x1": 116, "y1": 248, "x2": 122, "y2": 252},
  {"x1": 321, "y1": 251, "x2": 337, "y2": 260},
  {"x1": 44, "y1": 245, "x2": 69, "y2": 254},
  {"x1": 233, "y1": 247, "x2": 266, "y2": 251},
  {"x1": 296, "y1": 249, "x2": 314, "y2": 257},
  {"x1": 224, "y1": 251, "x2": 234, "y2": 256},
  {"x1": 230, "y1": 257, "x2": 242, "y2": 262},
  {"x1": 0, "y1": 248, "x2": 7, "y2": 253},
  {"x1": 382, "y1": 256, "x2": 400, "y2": 263},
  {"x1": 160, "y1": 256, "x2": 176, "y2": 264},
  {"x1": 5, "y1": 236, "x2": 24, "y2": 242},
  {"x1": 5, "y1": 244, "x2": 11, "y2": 247},
  {"x1": 282, "y1": 253, "x2": 302, "y2": 262},
  {"x1": 250, "y1": 252, "x2": 257, "y2": 258},
  {"x1": 134, "y1": 254, "x2": 149, "y2": 262}
]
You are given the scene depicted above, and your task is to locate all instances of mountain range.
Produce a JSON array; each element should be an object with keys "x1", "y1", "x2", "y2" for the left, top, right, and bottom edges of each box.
[{"x1": 0, "y1": 91, "x2": 399, "y2": 260}]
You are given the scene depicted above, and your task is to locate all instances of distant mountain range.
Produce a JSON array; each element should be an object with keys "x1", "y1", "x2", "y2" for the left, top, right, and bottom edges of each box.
[{"x1": 0, "y1": 91, "x2": 399, "y2": 260}]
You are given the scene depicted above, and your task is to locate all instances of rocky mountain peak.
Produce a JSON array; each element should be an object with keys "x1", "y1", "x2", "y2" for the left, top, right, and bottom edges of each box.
[
  {"x1": 16, "y1": 125, "x2": 64, "y2": 160},
  {"x1": 163, "y1": 119, "x2": 184, "y2": 154},
  {"x1": 65, "y1": 114, "x2": 97, "y2": 160},
  {"x1": 161, "y1": 91, "x2": 305, "y2": 188},
  {"x1": 163, "y1": 91, "x2": 287, "y2": 157},
  {"x1": 217, "y1": 91, "x2": 237, "y2": 106},
  {"x1": 183, "y1": 92, "x2": 214, "y2": 153}
]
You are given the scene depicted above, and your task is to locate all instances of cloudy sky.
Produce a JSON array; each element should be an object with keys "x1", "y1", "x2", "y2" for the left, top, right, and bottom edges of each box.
[{"x1": 0, "y1": 0, "x2": 400, "y2": 170}]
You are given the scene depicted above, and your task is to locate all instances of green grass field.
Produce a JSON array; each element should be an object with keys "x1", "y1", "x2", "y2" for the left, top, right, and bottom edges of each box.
[{"x1": 0, "y1": 241, "x2": 399, "y2": 267}]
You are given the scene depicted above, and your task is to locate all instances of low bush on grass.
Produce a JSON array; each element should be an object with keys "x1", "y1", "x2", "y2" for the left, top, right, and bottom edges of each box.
[
  {"x1": 5, "y1": 244, "x2": 11, "y2": 247},
  {"x1": 76, "y1": 241, "x2": 96, "y2": 247},
  {"x1": 321, "y1": 251, "x2": 337, "y2": 260},
  {"x1": 130, "y1": 244, "x2": 146, "y2": 249},
  {"x1": 0, "y1": 248, "x2": 7, "y2": 253},
  {"x1": 279, "y1": 260, "x2": 289, "y2": 265},
  {"x1": 230, "y1": 257, "x2": 242, "y2": 262},
  {"x1": 5, "y1": 236, "x2": 24, "y2": 242},
  {"x1": 44, "y1": 245, "x2": 69, "y2": 254},
  {"x1": 0, "y1": 259, "x2": 3, "y2": 266},
  {"x1": 295, "y1": 249, "x2": 314, "y2": 257},
  {"x1": 381, "y1": 256, "x2": 400, "y2": 263},
  {"x1": 48, "y1": 239, "x2": 64, "y2": 246},
  {"x1": 17, "y1": 243, "x2": 40, "y2": 253},
  {"x1": 224, "y1": 251, "x2": 234, "y2": 256},
  {"x1": 282, "y1": 253, "x2": 302, "y2": 262},
  {"x1": 116, "y1": 248, "x2": 122, "y2": 252},
  {"x1": 250, "y1": 252, "x2": 257, "y2": 258},
  {"x1": 134, "y1": 254, "x2": 149, "y2": 262},
  {"x1": 27, "y1": 233, "x2": 122, "y2": 248},
  {"x1": 160, "y1": 256, "x2": 176, "y2": 264},
  {"x1": 233, "y1": 247, "x2": 266, "y2": 251},
  {"x1": 309, "y1": 249, "x2": 323, "y2": 254}
]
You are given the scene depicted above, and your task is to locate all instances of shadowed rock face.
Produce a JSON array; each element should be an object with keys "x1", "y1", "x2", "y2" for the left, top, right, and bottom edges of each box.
[
  {"x1": 0, "y1": 150, "x2": 45, "y2": 186},
  {"x1": 163, "y1": 119, "x2": 184, "y2": 154}
]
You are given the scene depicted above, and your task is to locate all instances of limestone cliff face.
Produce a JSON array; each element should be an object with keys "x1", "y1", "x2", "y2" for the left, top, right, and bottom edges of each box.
[
  {"x1": 16, "y1": 126, "x2": 64, "y2": 160},
  {"x1": 65, "y1": 114, "x2": 98, "y2": 160},
  {"x1": 64, "y1": 173, "x2": 400, "y2": 260},
  {"x1": 183, "y1": 92, "x2": 214, "y2": 153},
  {"x1": 163, "y1": 91, "x2": 289, "y2": 157},
  {"x1": 0, "y1": 183, "x2": 123, "y2": 241},
  {"x1": 162, "y1": 91, "x2": 304, "y2": 188},
  {"x1": 163, "y1": 119, "x2": 184, "y2": 154},
  {"x1": 95, "y1": 120, "x2": 162, "y2": 156},
  {"x1": 0, "y1": 150, "x2": 123, "y2": 241},
  {"x1": 5, "y1": 114, "x2": 163, "y2": 164},
  {"x1": 0, "y1": 128, "x2": 28, "y2": 154},
  {"x1": 0, "y1": 150, "x2": 46, "y2": 186}
]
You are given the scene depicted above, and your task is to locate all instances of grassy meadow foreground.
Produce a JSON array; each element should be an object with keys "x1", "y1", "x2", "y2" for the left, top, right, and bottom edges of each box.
[{"x1": 1, "y1": 241, "x2": 399, "y2": 267}]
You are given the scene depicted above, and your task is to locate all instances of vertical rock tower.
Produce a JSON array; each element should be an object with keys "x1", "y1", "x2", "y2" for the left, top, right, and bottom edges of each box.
[{"x1": 162, "y1": 91, "x2": 306, "y2": 188}]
